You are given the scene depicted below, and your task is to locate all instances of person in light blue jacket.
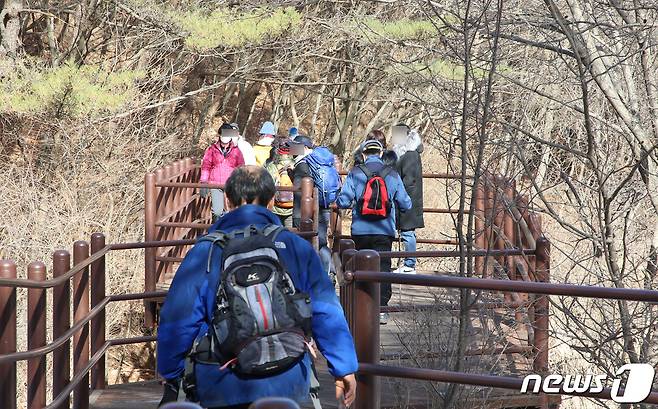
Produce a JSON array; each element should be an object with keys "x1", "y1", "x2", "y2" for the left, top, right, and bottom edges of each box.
[
  {"x1": 157, "y1": 166, "x2": 357, "y2": 409},
  {"x1": 337, "y1": 139, "x2": 412, "y2": 324}
]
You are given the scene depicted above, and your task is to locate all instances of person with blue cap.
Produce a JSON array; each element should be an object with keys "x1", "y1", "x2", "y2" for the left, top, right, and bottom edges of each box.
[
  {"x1": 254, "y1": 121, "x2": 276, "y2": 166},
  {"x1": 288, "y1": 127, "x2": 299, "y2": 140}
]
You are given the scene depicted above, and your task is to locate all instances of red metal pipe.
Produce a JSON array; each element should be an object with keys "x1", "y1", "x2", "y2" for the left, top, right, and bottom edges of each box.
[
  {"x1": 0, "y1": 259, "x2": 17, "y2": 409},
  {"x1": 90, "y1": 233, "x2": 106, "y2": 390},
  {"x1": 73, "y1": 241, "x2": 90, "y2": 409},
  {"x1": 27, "y1": 261, "x2": 47, "y2": 409},
  {"x1": 52, "y1": 250, "x2": 71, "y2": 409}
]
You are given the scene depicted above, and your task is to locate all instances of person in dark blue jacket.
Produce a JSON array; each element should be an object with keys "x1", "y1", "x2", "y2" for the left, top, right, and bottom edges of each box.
[
  {"x1": 157, "y1": 166, "x2": 358, "y2": 408},
  {"x1": 337, "y1": 140, "x2": 412, "y2": 324}
]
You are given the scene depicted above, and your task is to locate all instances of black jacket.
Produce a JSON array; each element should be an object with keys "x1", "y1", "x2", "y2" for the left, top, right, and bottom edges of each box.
[
  {"x1": 290, "y1": 159, "x2": 311, "y2": 228},
  {"x1": 394, "y1": 132, "x2": 424, "y2": 231}
]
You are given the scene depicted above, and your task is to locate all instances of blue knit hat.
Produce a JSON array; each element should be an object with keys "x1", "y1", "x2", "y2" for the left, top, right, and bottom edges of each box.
[
  {"x1": 259, "y1": 121, "x2": 276, "y2": 135},
  {"x1": 288, "y1": 127, "x2": 298, "y2": 137}
]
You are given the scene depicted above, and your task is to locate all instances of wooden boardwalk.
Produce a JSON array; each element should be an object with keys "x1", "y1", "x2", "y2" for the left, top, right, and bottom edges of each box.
[{"x1": 91, "y1": 277, "x2": 559, "y2": 408}]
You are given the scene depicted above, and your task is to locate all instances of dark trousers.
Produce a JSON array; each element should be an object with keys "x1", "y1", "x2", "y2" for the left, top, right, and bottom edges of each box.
[{"x1": 352, "y1": 235, "x2": 393, "y2": 306}]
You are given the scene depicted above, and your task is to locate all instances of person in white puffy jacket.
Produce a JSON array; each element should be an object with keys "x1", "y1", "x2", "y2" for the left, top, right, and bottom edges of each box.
[{"x1": 228, "y1": 122, "x2": 256, "y2": 166}]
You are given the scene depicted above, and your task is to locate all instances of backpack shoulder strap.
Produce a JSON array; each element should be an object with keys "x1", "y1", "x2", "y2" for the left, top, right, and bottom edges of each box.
[
  {"x1": 198, "y1": 231, "x2": 230, "y2": 274},
  {"x1": 262, "y1": 224, "x2": 285, "y2": 242},
  {"x1": 380, "y1": 166, "x2": 393, "y2": 179},
  {"x1": 357, "y1": 164, "x2": 373, "y2": 178}
]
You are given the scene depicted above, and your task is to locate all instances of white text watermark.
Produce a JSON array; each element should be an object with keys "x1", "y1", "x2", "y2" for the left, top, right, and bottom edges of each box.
[{"x1": 521, "y1": 363, "x2": 655, "y2": 403}]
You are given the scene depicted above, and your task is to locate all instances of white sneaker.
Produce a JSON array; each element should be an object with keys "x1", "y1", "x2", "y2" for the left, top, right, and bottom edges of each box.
[
  {"x1": 379, "y1": 313, "x2": 388, "y2": 325},
  {"x1": 393, "y1": 266, "x2": 416, "y2": 274}
]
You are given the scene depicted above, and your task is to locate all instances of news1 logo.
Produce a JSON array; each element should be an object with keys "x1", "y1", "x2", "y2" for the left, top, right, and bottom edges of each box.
[{"x1": 521, "y1": 364, "x2": 655, "y2": 403}]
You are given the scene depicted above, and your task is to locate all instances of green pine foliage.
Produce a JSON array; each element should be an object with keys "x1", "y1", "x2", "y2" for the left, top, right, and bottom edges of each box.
[
  {"x1": 0, "y1": 61, "x2": 145, "y2": 117},
  {"x1": 174, "y1": 7, "x2": 302, "y2": 51}
]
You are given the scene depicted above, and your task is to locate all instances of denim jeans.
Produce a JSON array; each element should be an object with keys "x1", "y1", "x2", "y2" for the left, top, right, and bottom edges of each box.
[{"x1": 400, "y1": 229, "x2": 417, "y2": 268}]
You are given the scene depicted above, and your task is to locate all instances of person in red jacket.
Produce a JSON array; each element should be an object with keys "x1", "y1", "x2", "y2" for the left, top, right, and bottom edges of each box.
[{"x1": 200, "y1": 124, "x2": 245, "y2": 222}]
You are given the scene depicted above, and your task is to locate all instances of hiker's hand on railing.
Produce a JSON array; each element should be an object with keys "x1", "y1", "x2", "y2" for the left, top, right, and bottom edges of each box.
[{"x1": 335, "y1": 373, "x2": 357, "y2": 407}]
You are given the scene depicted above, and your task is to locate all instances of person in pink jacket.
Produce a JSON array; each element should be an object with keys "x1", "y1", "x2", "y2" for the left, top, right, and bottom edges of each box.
[{"x1": 200, "y1": 124, "x2": 245, "y2": 221}]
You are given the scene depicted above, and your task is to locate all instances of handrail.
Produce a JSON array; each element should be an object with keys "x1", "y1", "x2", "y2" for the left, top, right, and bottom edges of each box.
[
  {"x1": 358, "y1": 363, "x2": 658, "y2": 404},
  {"x1": 346, "y1": 270, "x2": 658, "y2": 302},
  {"x1": 156, "y1": 181, "x2": 301, "y2": 191},
  {"x1": 0, "y1": 291, "x2": 165, "y2": 363},
  {"x1": 0, "y1": 240, "x2": 200, "y2": 288},
  {"x1": 0, "y1": 246, "x2": 111, "y2": 288},
  {"x1": 376, "y1": 248, "x2": 535, "y2": 259},
  {"x1": 338, "y1": 170, "x2": 472, "y2": 179},
  {"x1": 157, "y1": 194, "x2": 199, "y2": 225},
  {"x1": 47, "y1": 336, "x2": 157, "y2": 409}
]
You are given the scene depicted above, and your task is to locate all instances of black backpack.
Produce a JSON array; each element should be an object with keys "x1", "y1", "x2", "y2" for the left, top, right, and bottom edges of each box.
[{"x1": 185, "y1": 225, "x2": 312, "y2": 384}]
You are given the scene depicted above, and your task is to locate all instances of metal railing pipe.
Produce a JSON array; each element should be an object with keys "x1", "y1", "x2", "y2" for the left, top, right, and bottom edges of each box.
[
  {"x1": 27, "y1": 261, "x2": 47, "y2": 409},
  {"x1": 52, "y1": 250, "x2": 71, "y2": 409},
  {"x1": 0, "y1": 259, "x2": 17, "y2": 409},
  {"x1": 90, "y1": 233, "x2": 106, "y2": 390},
  {"x1": 349, "y1": 270, "x2": 658, "y2": 302},
  {"x1": 73, "y1": 241, "x2": 90, "y2": 409},
  {"x1": 358, "y1": 363, "x2": 658, "y2": 404}
]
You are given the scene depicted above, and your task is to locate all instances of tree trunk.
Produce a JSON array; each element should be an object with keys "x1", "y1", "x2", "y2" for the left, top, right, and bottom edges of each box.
[{"x1": 0, "y1": 0, "x2": 23, "y2": 56}]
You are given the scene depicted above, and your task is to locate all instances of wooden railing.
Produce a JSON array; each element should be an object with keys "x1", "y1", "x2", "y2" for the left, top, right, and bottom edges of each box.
[
  {"x1": 334, "y1": 242, "x2": 658, "y2": 408},
  {"x1": 4, "y1": 161, "x2": 658, "y2": 409},
  {"x1": 143, "y1": 158, "x2": 319, "y2": 326}
]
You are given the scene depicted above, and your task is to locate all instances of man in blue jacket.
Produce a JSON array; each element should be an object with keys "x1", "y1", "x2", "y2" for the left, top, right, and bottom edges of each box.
[
  {"x1": 157, "y1": 166, "x2": 358, "y2": 408},
  {"x1": 337, "y1": 140, "x2": 412, "y2": 324}
]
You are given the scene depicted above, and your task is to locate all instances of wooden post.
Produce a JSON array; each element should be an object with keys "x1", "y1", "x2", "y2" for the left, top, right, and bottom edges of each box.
[
  {"x1": 474, "y1": 181, "x2": 485, "y2": 276},
  {"x1": 534, "y1": 237, "x2": 550, "y2": 409},
  {"x1": 73, "y1": 241, "x2": 90, "y2": 409},
  {"x1": 483, "y1": 181, "x2": 494, "y2": 278},
  {"x1": 0, "y1": 259, "x2": 17, "y2": 409},
  {"x1": 90, "y1": 233, "x2": 106, "y2": 390},
  {"x1": 145, "y1": 172, "x2": 157, "y2": 327},
  {"x1": 300, "y1": 177, "x2": 315, "y2": 245},
  {"x1": 52, "y1": 250, "x2": 71, "y2": 409},
  {"x1": 163, "y1": 164, "x2": 175, "y2": 279},
  {"x1": 27, "y1": 261, "x2": 47, "y2": 409},
  {"x1": 353, "y1": 250, "x2": 381, "y2": 409},
  {"x1": 503, "y1": 180, "x2": 515, "y2": 309},
  {"x1": 339, "y1": 241, "x2": 357, "y2": 331},
  {"x1": 312, "y1": 187, "x2": 320, "y2": 250},
  {"x1": 533, "y1": 237, "x2": 550, "y2": 373}
]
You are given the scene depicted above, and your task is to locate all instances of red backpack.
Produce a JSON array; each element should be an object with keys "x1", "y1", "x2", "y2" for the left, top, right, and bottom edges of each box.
[{"x1": 356, "y1": 164, "x2": 393, "y2": 220}]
